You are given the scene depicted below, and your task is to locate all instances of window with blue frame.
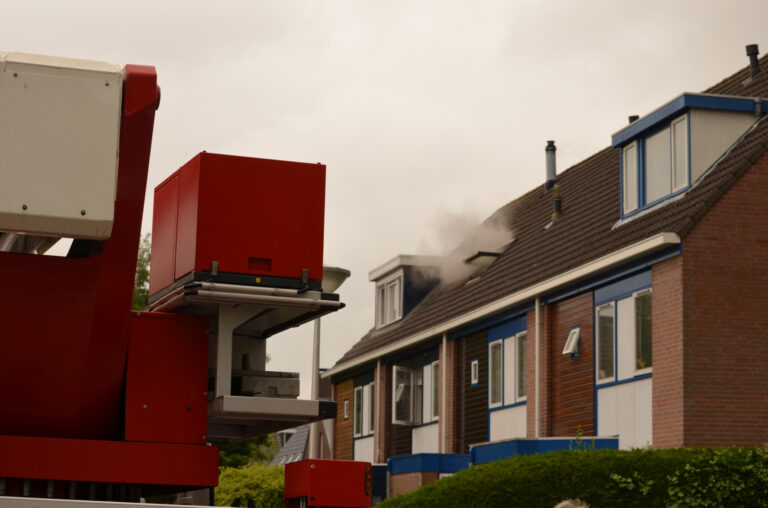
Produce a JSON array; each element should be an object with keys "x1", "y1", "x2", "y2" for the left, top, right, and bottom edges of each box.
[
  {"x1": 488, "y1": 317, "x2": 527, "y2": 410},
  {"x1": 596, "y1": 289, "x2": 652, "y2": 384},
  {"x1": 622, "y1": 114, "x2": 688, "y2": 215}
]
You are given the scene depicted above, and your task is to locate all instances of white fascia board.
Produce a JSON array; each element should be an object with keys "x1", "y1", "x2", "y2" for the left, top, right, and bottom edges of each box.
[
  {"x1": 368, "y1": 254, "x2": 442, "y2": 281},
  {"x1": 325, "y1": 232, "x2": 680, "y2": 379}
]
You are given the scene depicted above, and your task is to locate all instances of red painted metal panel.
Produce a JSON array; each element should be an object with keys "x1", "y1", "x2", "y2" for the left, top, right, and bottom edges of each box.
[
  {"x1": 0, "y1": 435, "x2": 218, "y2": 487},
  {"x1": 0, "y1": 65, "x2": 158, "y2": 440},
  {"x1": 148, "y1": 174, "x2": 179, "y2": 295},
  {"x1": 285, "y1": 460, "x2": 371, "y2": 507},
  {"x1": 149, "y1": 153, "x2": 326, "y2": 296},
  {"x1": 174, "y1": 155, "x2": 201, "y2": 280},
  {"x1": 125, "y1": 312, "x2": 209, "y2": 444}
]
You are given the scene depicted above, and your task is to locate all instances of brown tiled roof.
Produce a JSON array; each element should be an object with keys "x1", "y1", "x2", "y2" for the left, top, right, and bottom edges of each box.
[{"x1": 333, "y1": 54, "x2": 768, "y2": 371}]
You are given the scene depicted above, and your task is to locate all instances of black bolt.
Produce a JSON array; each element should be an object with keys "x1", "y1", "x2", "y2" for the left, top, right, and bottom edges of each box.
[
  {"x1": 80, "y1": 210, "x2": 86, "y2": 216},
  {"x1": 187, "y1": 407, "x2": 192, "y2": 411},
  {"x1": 12, "y1": 72, "x2": 17, "y2": 77},
  {"x1": 22, "y1": 204, "x2": 27, "y2": 210}
]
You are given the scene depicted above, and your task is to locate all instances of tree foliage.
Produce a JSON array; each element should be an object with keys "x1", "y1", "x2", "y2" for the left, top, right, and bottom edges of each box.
[
  {"x1": 215, "y1": 463, "x2": 284, "y2": 508},
  {"x1": 219, "y1": 435, "x2": 279, "y2": 468},
  {"x1": 132, "y1": 233, "x2": 151, "y2": 310}
]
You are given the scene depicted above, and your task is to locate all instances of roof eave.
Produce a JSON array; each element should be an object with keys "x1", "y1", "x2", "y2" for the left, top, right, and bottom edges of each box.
[{"x1": 324, "y1": 231, "x2": 681, "y2": 379}]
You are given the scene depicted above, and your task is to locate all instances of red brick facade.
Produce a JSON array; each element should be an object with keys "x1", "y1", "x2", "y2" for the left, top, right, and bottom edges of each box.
[{"x1": 678, "y1": 152, "x2": 768, "y2": 446}]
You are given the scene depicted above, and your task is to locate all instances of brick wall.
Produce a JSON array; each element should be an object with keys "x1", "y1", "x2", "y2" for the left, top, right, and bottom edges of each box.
[
  {"x1": 679, "y1": 151, "x2": 768, "y2": 446},
  {"x1": 333, "y1": 378, "x2": 354, "y2": 460},
  {"x1": 526, "y1": 305, "x2": 551, "y2": 437},
  {"x1": 549, "y1": 292, "x2": 595, "y2": 436},
  {"x1": 390, "y1": 471, "x2": 438, "y2": 497},
  {"x1": 652, "y1": 255, "x2": 685, "y2": 447}
]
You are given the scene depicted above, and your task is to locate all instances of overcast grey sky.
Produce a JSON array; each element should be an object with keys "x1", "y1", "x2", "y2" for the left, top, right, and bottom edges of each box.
[{"x1": 4, "y1": 1, "x2": 767, "y2": 397}]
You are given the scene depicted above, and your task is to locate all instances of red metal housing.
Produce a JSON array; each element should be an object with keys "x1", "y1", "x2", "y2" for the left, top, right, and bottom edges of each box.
[
  {"x1": 149, "y1": 153, "x2": 326, "y2": 298},
  {"x1": 284, "y1": 460, "x2": 372, "y2": 508}
]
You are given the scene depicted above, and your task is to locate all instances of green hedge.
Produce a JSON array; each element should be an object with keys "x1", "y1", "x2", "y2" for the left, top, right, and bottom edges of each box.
[
  {"x1": 215, "y1": 462, "x2": 284, "y2": 507},
  {"x1": 378, "y1": 447, "x2": 768, "y2": 508}
]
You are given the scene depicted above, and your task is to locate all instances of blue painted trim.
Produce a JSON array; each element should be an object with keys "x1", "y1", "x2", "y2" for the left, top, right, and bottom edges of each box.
[
  {"x1": 594, "y1": 270, "x2": 652, "y2": 305},
  {"x1": 410, "y1": 348, "x2": 438, "y2": 369},
  {"x1": 488, "y1": 400, "x2": 526, "y2": 412},
  {"x1": 448, "y1": 303, "x2": 533, "y2": 340},
  {"x1": 354, "y1": 370, "x2": 375, "y2": 387},
  {"x1": 596, "y1": 372, "x2": 652, "y2": 390},
  {"x1": 612, "y1": 94, "x2": 767, "y2": 147},
  {"x1": 544, "y1": 246, "x2": 680, "y2": 305},
  {"x1": 469, "y1": 438, "x2": 619, "y2": 465},
  {"x1": 488, "y1": 316, "x2": 527, "y2": 342},
  {"x1": 387, "y1": 453, "x2": 470, "y2": 475}
]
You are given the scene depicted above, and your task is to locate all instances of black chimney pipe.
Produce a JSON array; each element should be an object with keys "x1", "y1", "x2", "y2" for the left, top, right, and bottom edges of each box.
[{"x1": 747, "y1": 44, "x2": 760, "y2": 77}]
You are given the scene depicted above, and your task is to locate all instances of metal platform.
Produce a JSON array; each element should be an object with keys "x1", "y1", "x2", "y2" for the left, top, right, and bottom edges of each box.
[{"x1": 207, "y1": 396, "x2": 336, "y2": 443}]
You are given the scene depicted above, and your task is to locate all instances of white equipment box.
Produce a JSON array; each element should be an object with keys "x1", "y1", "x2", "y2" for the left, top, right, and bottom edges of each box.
[{"x1": 0, "y1": 52, "x2": 123, "y2": 240}]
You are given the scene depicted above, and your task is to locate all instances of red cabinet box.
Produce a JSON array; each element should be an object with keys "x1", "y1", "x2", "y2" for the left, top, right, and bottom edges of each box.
[{"x1": 149, "y1": 152, "x2": 325, "y2": 298}]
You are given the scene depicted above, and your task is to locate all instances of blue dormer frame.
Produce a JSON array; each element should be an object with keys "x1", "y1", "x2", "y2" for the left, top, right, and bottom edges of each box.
[
  {"x1": 613, "y1": 93, "x2": 768, "y2": 218},
  {"x1": 612, "y1": 93, "x2": 768, "y2": 147}
]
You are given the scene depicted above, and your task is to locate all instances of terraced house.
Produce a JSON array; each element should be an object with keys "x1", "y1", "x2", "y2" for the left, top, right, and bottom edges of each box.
[{"x1": 324, "y1": 45, "x2": 768, "y2": 488}]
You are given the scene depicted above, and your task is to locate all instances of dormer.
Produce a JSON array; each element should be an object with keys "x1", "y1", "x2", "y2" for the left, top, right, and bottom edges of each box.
[
  {"x1": 612, "y1": 93, "x2": 766, "y2": 217},
  {"x1": 369, "y1": 255, "x2": 440, "y2": 329}
]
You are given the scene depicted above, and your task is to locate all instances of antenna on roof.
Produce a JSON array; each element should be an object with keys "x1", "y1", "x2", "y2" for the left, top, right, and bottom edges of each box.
[
  {"x1": 545, "y1": 140, "x2": 556, "y2": 190},
  {"x1": 746, "y1": 44, "x2": 760, "y2": 77}
]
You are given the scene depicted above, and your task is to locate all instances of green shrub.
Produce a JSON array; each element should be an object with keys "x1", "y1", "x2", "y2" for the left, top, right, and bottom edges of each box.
[
  {"x1": 378, "y1": 447, "x2": 768, "y2": 508},
  {"x1": 215, "y1": 463, "x2": 284, "y2": 507}
]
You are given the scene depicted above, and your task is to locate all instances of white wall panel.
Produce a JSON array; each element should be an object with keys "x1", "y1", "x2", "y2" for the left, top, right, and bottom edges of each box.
[
  {"x1": 597, "y1": 378, "x2": 652, "y2": 449},
  {"x1": 354, "y1": 436, "x2": 374, "y2": 463},
  {"x1": 489, "y1": 405, "x2": 526, "y2": 441},
  {"x1": 412, "y1": 423, "x2": 439, "y2": 454}
]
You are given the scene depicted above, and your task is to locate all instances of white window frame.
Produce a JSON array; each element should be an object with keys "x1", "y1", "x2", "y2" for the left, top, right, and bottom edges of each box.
[
  {"x1": 392, "y1": 365, "x2": 413, "y2": 425},
  {"x1": 343, "y1": 399, "x2": 349, "y2": 420},
  {"x1": 515, "y1": 332, "x2": 527, "y2": 402},
  {"x1": 368, "y1": 381, "x2": 375, "y2": 434},
  {"x1": 596, "y1": 290, "x2": 653, "y2": 384},
  {"x1": 633, "y1": 289, "x2": 653, "y2": 376},
  {"x1": 488, "y1": 340, "x2": 503, "y2": 408},
  {"x1": 376, "y1": 270, "x2": 403, "y2": 328},
  {"x1": 353, "y1": 386, "x2": 363, "y2": 437},
  {"x1": 431, "y1": 360, "x2": 439, "y2": 421},
  {"x1": 623, "y1": 141, "x2": 638, "y2": 214},
  {"x1": 596, "y1": 302, "x2": 616, "y2": 385},
  {"x1": 562, "y1": 326, "x2": 581, "y2": 356},
  {"x1": 622, "y1": 114, "x2": 689, "y2": 215},
  {"x1": 489, "y1": 332, "x2": 527, "y2": 409},
  {"x1": 470, "y1": 359, "x2": 479, "y2": 386}
]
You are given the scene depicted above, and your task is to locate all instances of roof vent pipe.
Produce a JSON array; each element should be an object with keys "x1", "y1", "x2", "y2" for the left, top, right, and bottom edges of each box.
[
  {"x1": 747, "y1": 44, "x2": 760, "y2": 77},
  {"x1": 545, "y1": 140, "x2": 556, "y2": 190}
]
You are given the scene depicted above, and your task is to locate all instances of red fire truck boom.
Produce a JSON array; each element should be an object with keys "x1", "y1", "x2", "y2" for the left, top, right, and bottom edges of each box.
[{"x1": 0, "y1": 52, "x2": 370, "y2": 507}]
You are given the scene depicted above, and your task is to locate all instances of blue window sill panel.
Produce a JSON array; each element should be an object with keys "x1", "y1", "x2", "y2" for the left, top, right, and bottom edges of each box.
[
  {"x1": 469, "y1": 437, "x2": 619, "y2": 465},
  {"x1": 387, "y1": 453, "x2": 470, "y2": 475}
]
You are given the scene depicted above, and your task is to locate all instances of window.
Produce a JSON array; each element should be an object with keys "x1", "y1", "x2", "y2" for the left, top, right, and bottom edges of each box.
[
  {"x1": 623, "y1": 142, "x2": 638, "y2": 213},
  {"x1": 562, "y1": 326, "x2": 581, "y2": 356},
  {"x1": 489, "y1": 341, "x2": 502, "y2": 407},
  {"x1": 354, "y1": 382, "x2": 375, "y2": 438},
  {"x1": 394, "y1": 360, "x2": 439, "y2": 425},
  {"x1": 376, "y1": 272, "x2": 402, "y2": 328},
  {"x1": 353, "y1": 387, "x2": 363, "y2": 437},
  {"x1": 470, "y1": 358, "x2": 479, "y2": 387},
  {"x1": 343, "y1": 399, "x2": 349, "y2": 420},
  {"x1": 596, "y1": 290, "x2": 652, "y2": 383},
  {"x1": 622, "y1": 114, "x2": 688, "y2": 215},
  {"x1": 490, "y1": 331, "x2": 526, "y2": 409},
  {"x1": 432, "y1": 360, "x2": 440, "y2": 420},
  {"x1": 392, "y1": 366, "x2": 412, "y2": 425}
]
